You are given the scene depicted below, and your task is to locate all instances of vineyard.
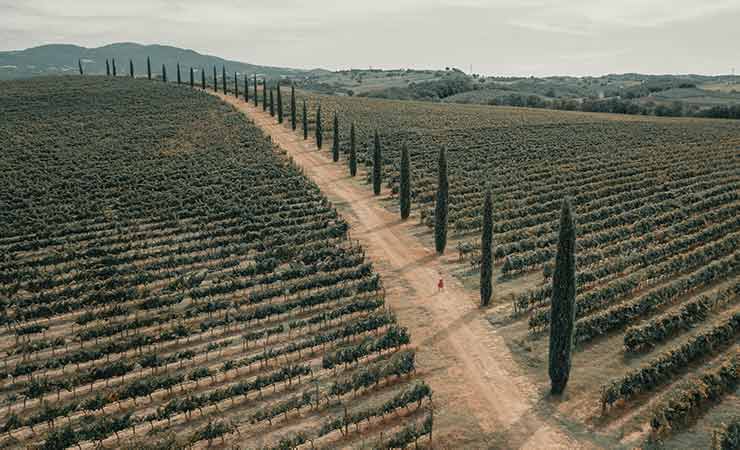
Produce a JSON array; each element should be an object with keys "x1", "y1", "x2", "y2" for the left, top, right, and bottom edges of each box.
[
  {"x1": 0, "y1": 77, "x2": 431, "y2": 449},
  {"x1": 263, "y1": 90, "x2": 739, "y2": 448}
]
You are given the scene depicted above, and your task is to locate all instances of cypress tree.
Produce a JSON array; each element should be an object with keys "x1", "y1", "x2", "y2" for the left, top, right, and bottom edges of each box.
[
  {"x1": 290, "y1": 85, "x2": 297, "y2": 130},
  {"x1": 315, "y1": 104, "x2": 323, "y2": 149},
  {"x1": 147, "y1": 57, "x2": 152, "y2": 80},
  {"x1": 112, "y1": 59, "x2": 117, "y2": 76},
  {"x1": 176, "y1": 63, "x2": 181, "y2": 84},
  {"x1": 400, "y1": 144, "x2": 411, "y2": 220},
  {"x1": 349, "y1": 122, "x2": 357, "y2": 177},
  {"x1": 234, "y1": 72, "x2": 238, "y2": 98},
  {"x1": 201, "y1": 68, "x2": 206, "y2": 90},
  {"x1": 78, "y1": 59, "x2": 83, "y2": 75},
  {"x1": 129, "y1": 59, "x2": 134, "y2": 77},
  {"x1": 222, "y1": 66, "x2": 227, "y2": 93},
  {"x1": 372, "y1": 131, "x2": 382, "y2": 195},
  {"x1": 213, "y1": 66, "x2": 217, "y2": 91},
  {"x1": 480, "y1": 191, "x2": 493, "y2": 306},
  {"x1": 277, "y1": 83, "x2": 284, "y2": 123},
  {"x1": 434, "y1": 148, "x2": 449, "y2": 254},
  {"x1": 548, "y1": 198, "x2": 577, "y2": 396},
  {"x1": 190, "y1": 67, "x2": 194, "y2": 88},
  {"x1": 302, "y1": 100, "x2": 308, "y2": 140},
  {"x1": 269, "y1": 89, "x2": 275, "y2": 116},
  {"x1": 262, "y1": 80, "x2": 268, "y2": 111},
  {"x1": 244, "y1": 74, "x2": 248, "y2": 102},
  {"x1": 105, "y1": 59, "x2": 110, "y2": 76},
  {"x1": 162, "y1": 64, "x2": 167, "y2": 82},
  {"x1": 253, "y1": 75, "x2": 258, "y2": 106},
  {"x1": 332, "y1": 114, "x2": 340, "y2": 162}
]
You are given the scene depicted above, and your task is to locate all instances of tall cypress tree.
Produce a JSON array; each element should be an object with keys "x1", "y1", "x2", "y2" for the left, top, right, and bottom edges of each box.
[
  {"x1": 332, "y1": 114, "x2": 340, "y2": 162},
  {"x1": 244, "y1": 74, "x2": 249, "y2": 102},
  {"x1": 269, "y1": 89, "x2": 275, "y2": 116},
  {"x1": 434, "y1": 148, "x2": 449, "y2": 254},
  {"x1": 400, "y1": 144, "x2": 411, "y2": 220},
  {"x1": 213, "y1": 66, "x2": 217, "y2": 91},
  {"x1": 349, "y1": 122, "x2": 357, "y2": 177},
  {"x1": 190, "y1": 67, "x2": 194, "y2": 88},
  {"x1": 147, "y1": 57, "x2": 152, "y2": 80},
  {"x1": 277, "y1": 83, "x2": 284, "y2": 123},
  {"x1": 112, "y1": 59, "x2": 117, "y2": 76},
  {"x1": 201, "y1": 68, "x2": 206, "y2": 90},
  {"x1": 548, "y1": 198, "x2": 577, "y2": 396},
  {"x1": 222, "y1": 66, "x2": 227, "y2": 93},
  {"x1": 372, "y1": 131, "x2": 382, "y2": 195},
  {"x1": 290, "y1": 85, "x2": 297, "y2": 130},
  {"x1": 176, "y1": 63, "x2": 181, "y2": 84},
  {"x1": 78, "y1": 59, "x2": 83, "y2": 75},
  {"x1": 253, "y1": 75, "x2": 258, "y2": 106},
  {"x1": 315, "y1": 104, "x2": 323, "y2": 149},
  {"x1": 162, "y1": 64, "x2": 167, "y2": 82},
  {"x1": 234, "y1": 72, "x2": 238, "y2": 98},
  {"x1": 302, "y1": 100, "x2": 308, "y2": 140},
  {"x1": 129, "y1": 59, "x2": 134, "y2": 77},
  {"x1": 480, "y1": 191, "x2": 493, "y2": 306},
  {"x1": 262, "y1": 80, "x2": 268, "y2": 111},
  {"x1": 105, "y1": 59, "x2": 110, "y2": 76}
]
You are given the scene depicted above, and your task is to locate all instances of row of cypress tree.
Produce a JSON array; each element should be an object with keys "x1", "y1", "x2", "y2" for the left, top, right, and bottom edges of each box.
[
  {"x1": 90, "y1": 57, "x2": 579, "y2": 396},
  {"x1": 261, "y1": 92, "x2": 577, "y2": 396}
]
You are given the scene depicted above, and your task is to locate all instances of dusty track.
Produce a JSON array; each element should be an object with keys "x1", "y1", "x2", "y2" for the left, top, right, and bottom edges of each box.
[{"x1": 212, "y1": 91, "x2": 586, "y2": 449}]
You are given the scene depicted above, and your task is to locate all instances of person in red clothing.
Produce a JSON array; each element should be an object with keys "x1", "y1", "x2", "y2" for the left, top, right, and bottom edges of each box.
[{"x1": 437, "y1": 277, "x2": 444, "y2": 292}]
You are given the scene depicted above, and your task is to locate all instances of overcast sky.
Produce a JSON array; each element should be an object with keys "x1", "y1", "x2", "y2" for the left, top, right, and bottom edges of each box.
[{"x1": 2, "y1": 0, "x2": 738, "y2": 76}]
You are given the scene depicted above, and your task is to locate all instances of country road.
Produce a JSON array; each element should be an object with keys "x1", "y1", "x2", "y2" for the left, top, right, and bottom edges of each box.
[{"x1": 212, "y1": 90, "x2": 586, "y2": 449}]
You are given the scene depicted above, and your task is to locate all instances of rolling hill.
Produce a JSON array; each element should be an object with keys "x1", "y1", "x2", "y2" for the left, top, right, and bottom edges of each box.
[{"x1": 0, "y1": 42, "x2": 327, "y2": 80}]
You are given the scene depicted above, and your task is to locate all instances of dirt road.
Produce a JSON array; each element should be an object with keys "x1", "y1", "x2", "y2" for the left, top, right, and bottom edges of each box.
[{"x1": 213, "y1": 91, "x2": 585, "y2": 449}]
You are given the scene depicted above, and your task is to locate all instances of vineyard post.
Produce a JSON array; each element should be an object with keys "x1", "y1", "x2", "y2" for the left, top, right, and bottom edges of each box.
[
  {"x1": 253, "y1": 74, "x2": 258, "y2": 106},
  {"x1": 213, "y1": 66, "x2": 217, "y2": 91},
  {"x1": 112, "y1": 58, "x2": 117, "y2": 76},
  {"x1": 234, "y1": 72, "x2": 238, "y2": 98},
  {"x1": 105, "y1": 59, "x2": 110, "y2": 76},
  {"x1": 147, "y1": 57, "x2": 152, "y2": 80},
  {"x1": 78, "y1": 59, "x2": 83, "y2": 75},
  {"x1": 190, "y1": 67, "x2": 194, "y2": 88},
  {"x1": 129, "y1": 59, "x2": 134, "y2": 77},
  {"x1": 201, "y1": 68, "x2": 206, "y2": 90},
  {"x1": 176, "y1": 62, "x2": 181, "y2": 85},
  {"x1": 262, "y1": 80, "x2": 268, "y2": 111},
  {"x1": 162, "y1": 64, "x2": 167, "y2": 82}
]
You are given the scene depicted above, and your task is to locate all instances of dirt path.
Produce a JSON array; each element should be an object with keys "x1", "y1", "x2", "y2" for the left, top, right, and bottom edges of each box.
[{"x1": 213, "y1": 91, "x2": 587, "y2": 449}]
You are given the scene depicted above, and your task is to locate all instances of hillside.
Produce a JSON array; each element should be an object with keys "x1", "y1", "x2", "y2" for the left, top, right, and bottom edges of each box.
[{"x1": 0, "y1": 43, "x2": 327, "y2": 80}]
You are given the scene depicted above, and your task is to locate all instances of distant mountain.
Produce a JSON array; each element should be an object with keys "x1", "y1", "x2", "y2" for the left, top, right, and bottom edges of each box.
[{"x1": 0, "y1": 42, "x2": 329, "y2": 80}]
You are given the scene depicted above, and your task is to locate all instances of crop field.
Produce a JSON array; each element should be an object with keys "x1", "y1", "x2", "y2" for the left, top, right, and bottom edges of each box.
[
  {"x1": 0, "y1": 77, "x2": 430, "y2": 449},
  {"x1": 275, "y1": 92, "x2": 740, "y2": 448}
]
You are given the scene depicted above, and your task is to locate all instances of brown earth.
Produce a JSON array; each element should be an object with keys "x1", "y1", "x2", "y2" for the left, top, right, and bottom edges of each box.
[{"x1": 211, "y1": 91, "x2": 592, "y2": 449}]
